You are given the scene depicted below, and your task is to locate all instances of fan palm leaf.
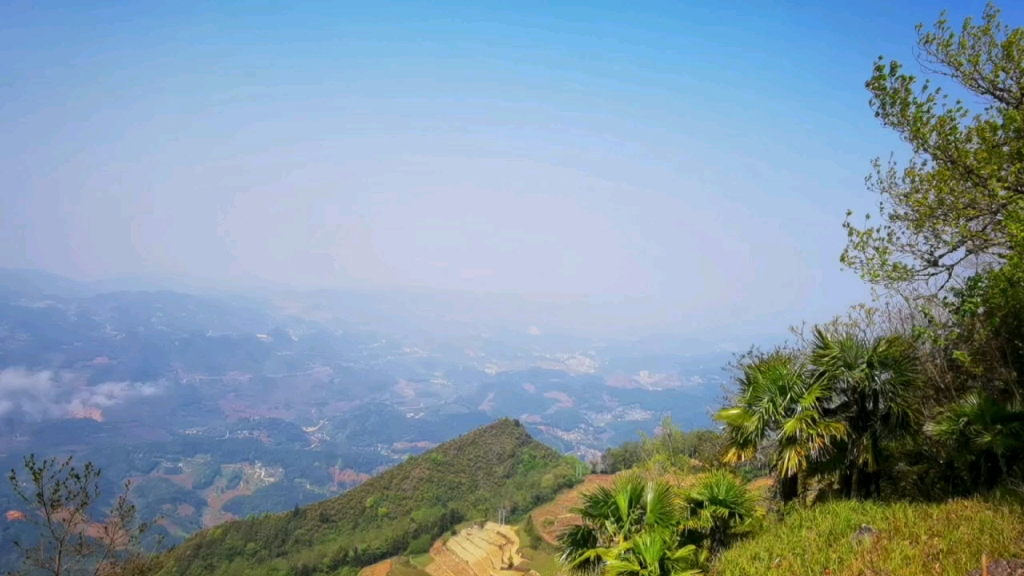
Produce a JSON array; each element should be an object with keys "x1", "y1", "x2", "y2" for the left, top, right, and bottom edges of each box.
[
  {"x1": 715, "y1": 350, "x2": 845, "y2": 500},
  {"x1": 927, "y1": 390, "x2": 1024, "y2": 486}
]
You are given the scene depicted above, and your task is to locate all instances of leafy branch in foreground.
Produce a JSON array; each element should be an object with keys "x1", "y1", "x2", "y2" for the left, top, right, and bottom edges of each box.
[
  {"x1": 7, "y1": 454, "x2": 158, "y2": 576},
  {"x1": 842, "y1": 2, "x2": 1024, "y2": 296}
]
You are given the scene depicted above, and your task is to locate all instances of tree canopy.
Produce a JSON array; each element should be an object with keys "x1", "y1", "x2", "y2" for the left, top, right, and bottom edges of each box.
[{"x1": 842, "y1": 2, "x2": 1024, "y2": 296}]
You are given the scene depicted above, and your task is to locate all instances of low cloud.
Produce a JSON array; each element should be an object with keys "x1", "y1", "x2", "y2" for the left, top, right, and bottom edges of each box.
[{"x1": 0, "y1": 368, "x2": 160, "y2": 421}]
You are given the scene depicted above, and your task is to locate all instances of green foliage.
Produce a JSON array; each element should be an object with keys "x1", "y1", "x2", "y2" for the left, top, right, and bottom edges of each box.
[
  {"x1": 716, "y1": 328, "x2": 925, "y2": 502},
  {"x1": 156, "y1": 419, "x2": 580, "y2": 576},
  {"x1": 190, "y1": 465, "x2": 220, "y2": 491},
  {"x1": 223, "y1": 470, "x2": 243, "y2": 491},
  {"x1": 679, "y1": 471, "x2": 760, "y2": 555},
  {"x1": 599, "y1": 442, "x2": 645, "y2": 474},
  {"x1": 405, "y1": 533, "x2": 433, "y2": 556},
  {"x1": 842, "y1": 2, "x2": 1024, "y2": 294},
  {"x1": 221, "y1": 481, "x2": 323, "y2": 519},
  {"x1": 558, "y1": 472, "x2": 758, "y2": 576},
  {"x1": 132, "y1": 477, "x2": 207, "y2": 535},
  {"x1": 559, "y1": 474, "x2": 699, "y2": 576},
  {"x1": 715, "y1": 350, "x2": 845, "y2": 502},
  {"x1": 598, "y1": 530, "x2": 704, "y2": 576},
  {"x1": 927, "y1": 391, "x2": 1024, "y2": 489},
  {"x1": 600, "y1": 418, "x2": 725, "y2": 475},
  {"x1": 943, "y1": 202, "x2": 1024, "y2": 386},
  {"x1": 808, "y1": 328, "x2": 922, "y2": 499}
]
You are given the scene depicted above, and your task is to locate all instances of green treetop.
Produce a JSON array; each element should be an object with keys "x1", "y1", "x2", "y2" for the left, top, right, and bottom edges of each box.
[{"x1": 843, "y1": 3, "x2": 1024, "y2": 296}]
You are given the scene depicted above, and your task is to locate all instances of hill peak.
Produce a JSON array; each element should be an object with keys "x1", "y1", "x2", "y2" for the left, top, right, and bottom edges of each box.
[{"x1": 158, "y1": 419, "x2": 582, "y2": 576}]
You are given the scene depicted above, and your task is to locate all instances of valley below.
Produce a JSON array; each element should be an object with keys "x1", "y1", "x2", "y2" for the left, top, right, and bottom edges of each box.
[{"x1": 0, "y1": 271, "x2": 732, "y2": 563}]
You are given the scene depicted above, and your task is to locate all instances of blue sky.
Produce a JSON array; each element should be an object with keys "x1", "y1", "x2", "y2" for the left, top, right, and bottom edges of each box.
[{"x1": 1, "y1": 0, "x2": 1019, "y2": 336}]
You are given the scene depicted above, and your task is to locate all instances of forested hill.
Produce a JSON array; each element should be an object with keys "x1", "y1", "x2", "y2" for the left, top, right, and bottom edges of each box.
[{"x1": 155, "y1": 418, "x2": 583, "y2": 576}]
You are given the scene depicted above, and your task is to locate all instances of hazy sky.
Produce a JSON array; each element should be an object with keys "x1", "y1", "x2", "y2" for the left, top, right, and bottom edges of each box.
[{"x1": 2, "y1": 0, "x2": 1017, "y2": 335}]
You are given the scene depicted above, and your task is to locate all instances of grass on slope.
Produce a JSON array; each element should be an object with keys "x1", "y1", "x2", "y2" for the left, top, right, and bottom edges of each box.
[
  {"x1": 712, "y1": 498, "x2": 1024, "y2": 576},
  {"x1": 389, "y1": 558, "x2": 431, "y2": 576},
  {"x1": 407, "y1": 553, "x2": 434, "y2": 570},
  {"x1": 157, "y1": 418, "x2": 582, "y2": 576},
  {"x1": 518, "y1": 509, "x2": 564, "y2": 576}
]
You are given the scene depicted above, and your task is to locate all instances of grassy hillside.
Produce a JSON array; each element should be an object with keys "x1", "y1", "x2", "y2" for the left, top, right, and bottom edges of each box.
[
  {"x1": 711, "y1": 498, "x2": 1024, "y2": 576},
  {"x1": 155, "y1": 418, "x2": 581, "y2": 576}
]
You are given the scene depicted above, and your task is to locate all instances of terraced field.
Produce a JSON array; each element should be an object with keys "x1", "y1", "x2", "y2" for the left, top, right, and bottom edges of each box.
[{"x1": 426, "y1": 522, "x2": 533, "y2": 576}]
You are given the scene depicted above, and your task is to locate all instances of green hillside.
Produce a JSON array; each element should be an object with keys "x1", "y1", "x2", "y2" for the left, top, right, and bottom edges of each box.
[{"x1": 155, "y1": 418, "x2": 582, "y2": 576}]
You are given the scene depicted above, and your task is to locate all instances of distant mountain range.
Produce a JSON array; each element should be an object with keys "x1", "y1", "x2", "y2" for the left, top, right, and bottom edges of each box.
[{"x1": 0, "y1": 268, "x2": 744, "y2": 564}]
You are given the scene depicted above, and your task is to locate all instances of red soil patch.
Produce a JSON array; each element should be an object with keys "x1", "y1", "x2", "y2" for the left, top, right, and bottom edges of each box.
[
  {"x1": 543, "y1": 392, "x2": 574, "y2": 409},
  {"x1": 177, "y1": 504, "x2": 196, "y2": 517},
  {"x1": 156, "y1": 517, "x2": 182, "y2": 535},
  {"x1": 206, "y1": 485, "x2": 252, "y2": 512},
  {"x1": 330, "y1": 467, "x2": 370, "y2": 489},
  {"x1": 359, "y1": 558, "x2": 394, "y2": 576},
  {"x1": 49, "y1": 508, "x2": 109, "y2": 541},
  {"x1": 531, "y1": 474, "x2": 615, "y2": 546},
  {"x1": 393, "y1": 441, "x2": 436, "y2": 450},
  {"x1": 604, "y1": 375, "x2": 637, "y2": 389},
  {"x1": 201, "y1": 483, "x2": 254, "y2": 527},
  {"x1": 67, "y1": 406, "x2": 104, "y2": 421}
]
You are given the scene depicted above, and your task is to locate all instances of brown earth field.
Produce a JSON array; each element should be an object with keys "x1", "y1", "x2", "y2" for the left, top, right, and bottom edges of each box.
[
  {"x1": 530, "y1": 474, "x2": 615, "y2": 546},
  {"x1": 359, "y1": 558, "x2": 394, "y2": 576}
]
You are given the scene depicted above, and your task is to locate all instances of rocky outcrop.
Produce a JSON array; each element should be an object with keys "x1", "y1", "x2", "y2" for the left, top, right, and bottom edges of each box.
[{"x1": 967, "y1": 559, "x2": 1024, "y2": 576}]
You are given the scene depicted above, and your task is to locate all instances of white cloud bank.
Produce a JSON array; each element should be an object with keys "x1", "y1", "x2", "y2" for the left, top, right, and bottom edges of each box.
[{"x1": 0, "y1": 367, "x2": 160, "y2": 421}]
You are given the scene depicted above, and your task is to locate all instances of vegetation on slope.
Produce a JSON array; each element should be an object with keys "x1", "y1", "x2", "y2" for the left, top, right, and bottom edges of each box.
[
  {"x1": 711, "y1": 2, "x2": 1024, "y2": 506},
  {"x1": 156, "y1": 418, "x2": 583, "y2": 576},
  {"x1": 558, "y1": 465, "x2": 762, "y2": 575},
  {"x1": 711, "y1": 498, "x2": 1024, "y2": 576},
  {"x1": 558, "y1": 9, "x2": 1024, "y2": 575}
]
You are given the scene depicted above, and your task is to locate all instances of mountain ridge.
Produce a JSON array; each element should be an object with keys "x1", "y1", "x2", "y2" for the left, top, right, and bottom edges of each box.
[{"x1": 155, "y1": 418, "x2": 582, "y2": 576}]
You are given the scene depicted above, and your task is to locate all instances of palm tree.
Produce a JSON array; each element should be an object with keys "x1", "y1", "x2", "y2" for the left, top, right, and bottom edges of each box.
[
  {"x1": 808, "y1": 328, "x2": 920, "y2": 499},
  {"x1": 927, "y1": 391, "x2": 1024, "y2": 489},
  {"x1": 679, "y1": 471, "x2": 759, "y2": 554},
  {"x1": 714, "y1": 351, "x2": 846, "y2": 502},
  {"x1": 558, "y1": 474, "x2": 703, "y2": 576},
  {"x1": 601, "y1": 529, "x2": 706, "y2": 576}
]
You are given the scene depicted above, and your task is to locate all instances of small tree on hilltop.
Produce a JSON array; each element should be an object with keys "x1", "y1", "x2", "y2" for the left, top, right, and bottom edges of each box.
[{"x1": 7, "y1": 454, "x2": 157, "y2": 576}]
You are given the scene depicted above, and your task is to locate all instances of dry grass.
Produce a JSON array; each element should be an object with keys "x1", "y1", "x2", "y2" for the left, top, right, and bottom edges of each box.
[{"x1": 712, "y1": 498, "x2": 1024, "y2": 576}]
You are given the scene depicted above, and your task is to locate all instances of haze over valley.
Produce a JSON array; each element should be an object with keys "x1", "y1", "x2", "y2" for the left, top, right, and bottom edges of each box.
[
  {"x1": 5, "y1": 1, "x2": 1023, "y2": 574},
  {"x1": 0, "y1": 269, "x2": 733, "y2": 553}
]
